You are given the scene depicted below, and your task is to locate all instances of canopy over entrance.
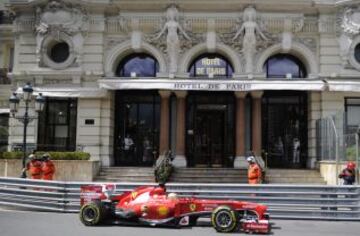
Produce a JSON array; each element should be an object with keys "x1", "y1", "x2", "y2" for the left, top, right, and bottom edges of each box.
[{"x1": 99, "y1": 78, "x2": 326, "y2": 92}]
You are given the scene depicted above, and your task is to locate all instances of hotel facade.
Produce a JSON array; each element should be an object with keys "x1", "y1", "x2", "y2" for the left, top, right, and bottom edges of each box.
[{"x1": 2, "y1": 0, "x2": 360, "y2": 171}]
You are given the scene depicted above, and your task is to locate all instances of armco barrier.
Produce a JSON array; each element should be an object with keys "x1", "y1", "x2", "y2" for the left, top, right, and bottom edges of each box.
[{"x1": 0, "y1": 177, "x2": 359, "y2": 220}]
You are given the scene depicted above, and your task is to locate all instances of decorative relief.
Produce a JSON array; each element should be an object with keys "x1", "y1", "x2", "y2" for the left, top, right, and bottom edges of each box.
[
  {"x1": 337, "y1": 6, "x2": 360, "y2": 70},
  {"x1": 34, "y1": 0, "x2": 89, "y2": 69},
  {"x1": 105, "y1": 36, "x2": 131, "y2": 51},
  {"x1": 35, "y1": 0, "x2": 89, "y2": 37},
  {"x1": 341, "y1": 6, "x2": 360, "y2": 35},
  {"x1": 145, "y1": 5, "x2": 192, "y2": 74},
  {"x1": 232, "y1": 6, "x2": 270, "y2": 74}
]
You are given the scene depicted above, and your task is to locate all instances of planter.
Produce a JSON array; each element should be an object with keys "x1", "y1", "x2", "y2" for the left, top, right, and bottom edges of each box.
[{"x1": 0, "y1": 159, "x2": 100, "y2": 181}]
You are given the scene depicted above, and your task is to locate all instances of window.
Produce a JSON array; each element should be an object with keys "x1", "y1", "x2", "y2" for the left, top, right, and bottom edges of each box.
[
  {"x1": 48, "y1": 42, "x2": 70, "y2": 63},
  {"x1": 188, "y1": 54, "x2": 233, "y2": 78},
  {"x1": 37, "y1": 98, "x2": 77, "y2": 151},
  {"x1": 115, "y1": 91, "x2": 160, "y2": 166},
  {"x1": 345, "y1": 98, "x2": 360, "y2": 134},
  {"x1": 0, "y1": 113, "x2": 9, "y2": 152},
  {"x1": 116, "y1": 54, "x2": 159, "y2": 77},
  {"x1": 264, "y1": 54, "x2": 307, "y2": 78},
  {"x1": 355, "y1": 44, "x2": 360, "y2": 64}
]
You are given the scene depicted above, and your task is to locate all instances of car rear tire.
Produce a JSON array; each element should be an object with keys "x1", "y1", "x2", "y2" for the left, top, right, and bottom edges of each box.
[
  {"x1": 211, "y1": 206, "x2": 239, "y2": 233},
  {"x1": 79, "y1": 202, "x2": 105, "y2": 226}
]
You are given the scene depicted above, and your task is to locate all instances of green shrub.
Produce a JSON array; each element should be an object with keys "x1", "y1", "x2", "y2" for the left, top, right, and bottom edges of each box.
[
  {"x1": 345, "y1": 146, "x2": 357, "y2": 161},
  {"x1": 0, "y1": 151, "x2": 90, "y2": 160},
  {"x1": 2, "y1": 151, "x2": 23, "y2": 159}
]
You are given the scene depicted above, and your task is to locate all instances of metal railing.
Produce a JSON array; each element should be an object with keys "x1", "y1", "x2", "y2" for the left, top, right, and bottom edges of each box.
[{"x1": 0, "y1": 177, "x2": 359, "y2": 220}]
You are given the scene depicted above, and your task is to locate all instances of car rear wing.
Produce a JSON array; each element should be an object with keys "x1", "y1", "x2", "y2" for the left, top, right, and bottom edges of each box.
[{"x1": 80, "y1": 184, "x2": 116, "y2": 206}]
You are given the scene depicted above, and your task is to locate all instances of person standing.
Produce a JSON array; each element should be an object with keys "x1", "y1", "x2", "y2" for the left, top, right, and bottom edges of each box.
[
  {"x1": 24, "y1": 154, "x2": 42, "y2": 180},
  {"x1": 339, "y1": 162, "x2": 356, "y2": 185},
  {"x1": 247, "y1": 156, "x2": 262, "y2": 184},
  {"x1": 41, "y1": 153, "x2": 55, "y2": 181}
]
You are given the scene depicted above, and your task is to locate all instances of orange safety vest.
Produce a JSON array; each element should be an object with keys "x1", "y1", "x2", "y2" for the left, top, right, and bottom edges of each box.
[
  {"x1": 248, "y1": 163, "x2": 262, "y2": 184},
  {"x1": 42, "y1": 160, "x2": 55, "y2": 180},
  {"x1": 28, "y1": 160, "x2": 42, "y2": 179}
]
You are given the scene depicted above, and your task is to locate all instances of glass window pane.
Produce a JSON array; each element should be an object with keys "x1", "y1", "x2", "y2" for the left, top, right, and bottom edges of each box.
[
  {"x1": 116, "y1": 92, "x2": 160, "y2": 166},
  {"x1": 264, "y1": 54, "x2": 306, "y2": 78},
  {"x1": 116, "y1": 54, "x2": 159, "y2": 77},
  {"x1": 355, "y1": 44, "x2": 360, "y2": 63},
  {"x1": 37, "y1": 98, "x2": 77, "y2": 151},
  {"x1": 0, "y1": 114, "x2": 9, "y2": 152},
  {"x1": 347, "y1": 106, "x2": 360, "y2": 126}
]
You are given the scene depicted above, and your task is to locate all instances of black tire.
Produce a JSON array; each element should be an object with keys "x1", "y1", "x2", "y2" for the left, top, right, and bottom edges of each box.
[
  {"x1": 211, "y1": 206, "x2": 239, "y2": 233},
  {"x1": 79, "y1": 202, "x2": 104, "y2": 226}
]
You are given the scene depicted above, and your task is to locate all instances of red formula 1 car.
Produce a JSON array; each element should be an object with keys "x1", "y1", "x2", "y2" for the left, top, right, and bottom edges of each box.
[{"x1": 79, "y1": 184, "x2": 270, "y2": 234}]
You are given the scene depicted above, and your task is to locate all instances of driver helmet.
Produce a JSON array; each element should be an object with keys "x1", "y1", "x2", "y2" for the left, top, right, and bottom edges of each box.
[
  {"x1": 168, "y1": 193, "x2": 178, "y2": 200},
  {"x1": 347, "y1": 162, "x2": 356, "y2": 170},
  {"x1": 247, "y1": 156, "x2": 255, "y2": 163},
  {"x1": 28, "y1": 154, "x2": 35, "y2": 160}
]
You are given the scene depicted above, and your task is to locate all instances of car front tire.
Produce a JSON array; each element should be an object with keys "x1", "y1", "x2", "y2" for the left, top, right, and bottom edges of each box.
[{"x1": 211, "y1": 206, "x2": 239, "y2": 233}]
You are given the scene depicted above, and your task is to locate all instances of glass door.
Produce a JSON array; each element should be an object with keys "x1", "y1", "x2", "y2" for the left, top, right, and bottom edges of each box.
[
  {"x1": 262, "y1": 91, "x2": 308, "y2": 168},
  {"x1": 186, "y1": 92, "x2": 235, "y2": 167},
  {"x1": 114, "y1": 91, "x2": 160, "y2": 166}
]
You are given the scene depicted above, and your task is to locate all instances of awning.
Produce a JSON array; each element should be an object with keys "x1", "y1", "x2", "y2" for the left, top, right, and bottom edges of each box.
[
  {"x1": 99, "y1": 78, "x2": 326, "y2": 92},
  {"x1": 15, "y1": 87, "x2": 108, "y2": 98},
  {"x1": 0, "y1": 108, "x2": 9, "y2": 114},
  {"x1": 327, "y1": 80, "x2": 360, "y2": 92}
]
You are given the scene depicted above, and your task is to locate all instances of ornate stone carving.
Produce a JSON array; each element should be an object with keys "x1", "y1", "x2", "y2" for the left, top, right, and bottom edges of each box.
[
  {"x1": 337, "y1": 6, "x2": 360, "y2": 70},
  {"x1": 341, "y1": 6, "x2": 360, "y2": 36},
  {"x1": 233, "y1": 6, "x2": 269, "y2": 74},
  {"x1": 151, "y1": 5, "x2": 191, "y2": 74},
  {"x1": 34, "y1": 0, "x2": 89, "y2": 69},
  {"x1": 35, "y1": 0, "x2": 89, "y2": 37}
]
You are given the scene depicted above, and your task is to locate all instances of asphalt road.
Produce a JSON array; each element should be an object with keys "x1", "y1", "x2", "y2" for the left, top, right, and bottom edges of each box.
[{"x1": 0, "y1": 208, "x2": 360, "y2": 236}]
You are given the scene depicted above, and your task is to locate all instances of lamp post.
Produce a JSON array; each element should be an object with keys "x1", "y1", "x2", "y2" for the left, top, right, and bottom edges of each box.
[{"x1": 9, "y1": 83, "x2": 45, "y2": 178}]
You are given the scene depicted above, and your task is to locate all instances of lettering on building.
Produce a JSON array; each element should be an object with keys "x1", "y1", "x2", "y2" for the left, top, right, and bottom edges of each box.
[{"x1": 174, "y1": 82, "x2": 251, "y2": 91}]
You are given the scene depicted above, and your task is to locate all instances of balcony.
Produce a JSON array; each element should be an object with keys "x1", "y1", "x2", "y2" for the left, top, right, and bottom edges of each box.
[{"x1": 0, "y1": 68, "x2": 11, "y2": 85}]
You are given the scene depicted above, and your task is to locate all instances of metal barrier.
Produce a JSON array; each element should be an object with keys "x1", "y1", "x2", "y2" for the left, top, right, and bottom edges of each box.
[{"x1": 0, "y1": 177, "x2": 359, "y2": 220}]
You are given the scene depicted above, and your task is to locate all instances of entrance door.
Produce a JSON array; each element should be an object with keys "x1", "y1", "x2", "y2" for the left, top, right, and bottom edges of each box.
[
  {"x1": 262, "y1": 91, "x2": 307, "y2": 168},
  {"x1": 186, "y1": 92, "x2": 235, "y2": 168},
  {"x1": 194, "y1": 110, "x2": 225, "y2": 167}
]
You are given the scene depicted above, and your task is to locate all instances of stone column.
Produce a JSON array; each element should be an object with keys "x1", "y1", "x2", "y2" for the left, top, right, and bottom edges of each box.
[
  {"x1": 173, "y1": 91, "x2": 187, "y2": 167},
  {"x1": 234, "y1": 92, "x2": 247, "y2": 168},
  {"x1": 251, "y1": 91, "x2": 263, "y2": 157},
  {"x1": 159, "y1": 90, "x2": 171, "y2": 155}
]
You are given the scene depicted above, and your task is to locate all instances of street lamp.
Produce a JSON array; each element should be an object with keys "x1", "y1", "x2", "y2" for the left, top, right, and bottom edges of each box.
[{"x1": 9, "y1": 83, "x2": 45, "y2": 178}]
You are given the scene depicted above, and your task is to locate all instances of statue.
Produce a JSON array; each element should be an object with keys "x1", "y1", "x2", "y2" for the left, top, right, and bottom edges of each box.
[
  {"x1": 155, "y1": 5, "x2": 190, "y2": 74},
  {"x1": 233, "y1": 6, "x2": 268, "y2": 74}
]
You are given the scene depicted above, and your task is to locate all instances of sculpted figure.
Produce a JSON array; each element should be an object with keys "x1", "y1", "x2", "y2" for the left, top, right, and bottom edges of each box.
[
  {"x1": 155, "y1": 5, "x2": 190, "y2": 74},
  {"x1": 233, "y1": 6, "x2": 268, "y2": 74}
]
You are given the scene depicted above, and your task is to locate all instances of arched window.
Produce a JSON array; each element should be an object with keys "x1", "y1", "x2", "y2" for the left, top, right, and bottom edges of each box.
[
  {"x1": 188, "y1": 54, "x2": 233, "y2": 78},
  {"x1": 116, "y1": 53, "x2": 159, "y2": 77},
  {"x1": 264, "y1": 54, "x2": 307, "y2": 78}
]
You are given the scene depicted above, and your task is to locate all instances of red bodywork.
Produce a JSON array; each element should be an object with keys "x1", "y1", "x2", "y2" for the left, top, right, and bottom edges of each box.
[{"x1": 80, "y1": 184, "x2": 270, "y2": 233}]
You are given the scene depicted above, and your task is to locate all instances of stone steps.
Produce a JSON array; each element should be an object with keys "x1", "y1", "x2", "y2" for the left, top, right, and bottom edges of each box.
[
  {"x1": 95, "y1": 167, "x2": 154, "y2": 182},
  {"x1": 265, "y1": 169, "x2": 326, "y2": 185},
  {"x1": 169, "y1": 168, "x2": 248, "y2": 183}
]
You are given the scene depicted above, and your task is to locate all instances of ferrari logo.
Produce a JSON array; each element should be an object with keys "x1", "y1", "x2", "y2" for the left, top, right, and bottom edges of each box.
[
  {"x1": 131, "y1": 192, "x2": 138, "y2": 199},
  {"x1": 189, "y1": 203, "x2": 196, "y2": 212},
  {"x1": 157, "y1": 206, "x2": 169, "y2": 216}
]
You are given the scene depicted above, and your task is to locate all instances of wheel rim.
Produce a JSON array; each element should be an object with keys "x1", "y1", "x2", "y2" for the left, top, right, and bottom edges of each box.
[
  {"x1": 83, "y1": 207, "x2": 96, "y2": 222},
  {"x1": 216, "y1": 210, "x2": 233, "y2": 228}
]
